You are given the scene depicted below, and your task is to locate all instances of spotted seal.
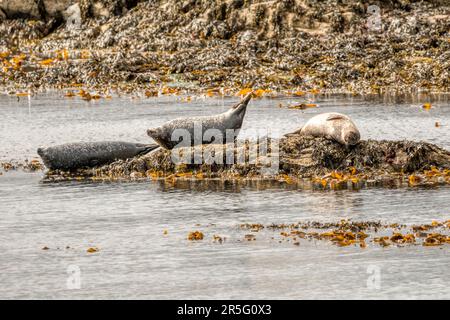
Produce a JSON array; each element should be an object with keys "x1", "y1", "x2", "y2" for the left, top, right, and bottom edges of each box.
[
  {"x1": 146, "y1": 93, "x2": 252, "y2": 149},
  {"x1": 291, "y1": 112, "x2": 360, "y2": 146},
  {"x1": 37, "y1": 141, "x2": 159, "y2": 170}
]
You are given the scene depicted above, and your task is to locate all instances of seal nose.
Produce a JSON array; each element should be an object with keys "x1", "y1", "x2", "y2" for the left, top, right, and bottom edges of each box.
[
  {"x1": 241, "y1": 92, "x2": 252, "y2": 105},
  {"x1": 147, "y1": 128, "x2": 156, "y2": 137},
  {"x1": 37, "y1": 147, "x2": 44, "y2": 157},
  {"x1": 232, "y1": 92, "x2": 252, "y2": 111}
]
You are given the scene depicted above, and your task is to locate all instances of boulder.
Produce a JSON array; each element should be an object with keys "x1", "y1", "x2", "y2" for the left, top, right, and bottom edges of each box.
[
  {"x1": 43, "y1": 0, "x2": 74, "y2": 18},
  {"x1": 0, "y1": 0, "x2": 141, "y2": 20},
  {"x1": 0, "y1": 0, "x2": 42, "y2": 19}
]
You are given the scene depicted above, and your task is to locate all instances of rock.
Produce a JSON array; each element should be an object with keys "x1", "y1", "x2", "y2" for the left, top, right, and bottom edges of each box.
[
  {"x1": 238, "y1": 30, "x2": 256, "y2": 44},
  {"x1": 98, "y1": 28, "x2": 115, "y2": 47},
  {"x1": 0, "y1": 0, "x2": 42, "y2": 19},
  {"x1": 43, "y1": 0, "x2": 74, "y2": 18},
  {"x1": 56, "y1": 135, "x2": 450, "y2": 184},
  {"x1": 330, "y1": 12, "x2": 346, "y2": 33},
  {"x1": 80, "y1": 0, "x2": 142, "y2": 19},
  {"x1": 0, "y1": 1, "x2": 141, "y2": 20},
  {"x1": 91, "y1": 1, "x2": 110, "y2": 18},
  {"x1": 0, "y1": 0, "x2": 449, "y2": 94}
]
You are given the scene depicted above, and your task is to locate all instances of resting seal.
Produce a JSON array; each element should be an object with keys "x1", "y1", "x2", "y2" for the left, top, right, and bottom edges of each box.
[
  {"x1": 291, "y1": 112, "x2": 360, "y2": 146},
  {"x1": 37, "y1": 141, "x2": 159, "y2": 170},
  {"x1": 147, "y1": 93, "x2": 252, "y2": 149}
]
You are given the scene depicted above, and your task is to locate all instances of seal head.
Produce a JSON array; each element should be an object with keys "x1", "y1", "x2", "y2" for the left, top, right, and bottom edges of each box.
[
  {"x1": 342, "y1": 129, "x2": 360, "y2": 146},
  {"x1": 147, "y1": 127, "x2": 172, "y2": 149}
]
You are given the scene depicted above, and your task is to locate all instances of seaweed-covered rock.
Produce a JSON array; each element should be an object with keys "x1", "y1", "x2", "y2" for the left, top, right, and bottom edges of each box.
[
  {"x1": 280, "y1": 135, "x2": 450, "y2": 176},
  {"x1": 43, "y1": 0, "x2": 74, "y2": 18},
  {"x1": 57, "y1": 135, "x2": 450, "y2": 186},
  {"x1": 0, "y1": 0, "x2": 43, "y2": 19},
  {"x1": 1, "y1": 0, "x2": 449, "y2": 94},
  {"x1": 0, "y1": 1, "x2": 142, "y2": 20}
]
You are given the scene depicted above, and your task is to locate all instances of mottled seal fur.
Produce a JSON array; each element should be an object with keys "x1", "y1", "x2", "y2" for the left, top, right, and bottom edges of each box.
[
  {"x1": 37, "y1": 141, "x2": 159, "y2": 170},
  {"x1": 289, "y1": 112, "x2": 360, "y2": 146},
  {"x1": 147, "y1": 93, "x2": 252, "y2": 149}
]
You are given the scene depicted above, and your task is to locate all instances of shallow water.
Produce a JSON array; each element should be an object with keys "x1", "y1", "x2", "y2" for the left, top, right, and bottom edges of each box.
[
  {"x1": 0, "y1": 93, "x2": 449, "y2": 299},
  {"x1": 0, "y1": 93, "x2": 449, "y2": 160}
]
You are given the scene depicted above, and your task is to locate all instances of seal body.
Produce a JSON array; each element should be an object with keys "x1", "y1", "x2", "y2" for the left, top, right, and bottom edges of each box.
[
  {"x1": 37, "y1": 141, "x2": 159, "y2": 170},
  {"x1": 147, "y1": 93, "x2": 252, "y2": 149},
  {"x1": 299, "y1": 113, "x2": 360, "y2": 146}
]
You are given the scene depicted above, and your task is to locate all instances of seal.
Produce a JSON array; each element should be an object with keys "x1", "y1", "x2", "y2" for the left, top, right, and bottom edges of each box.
[
  {"x1": 37, "y1": 141, "x2": 159, "y2": 170},
  {"x1": 147, "y1": 93, "x2": 252, "y2": 149},
  {"x1": 291, "y1": 112, "x2": 360, "y2": 146}
]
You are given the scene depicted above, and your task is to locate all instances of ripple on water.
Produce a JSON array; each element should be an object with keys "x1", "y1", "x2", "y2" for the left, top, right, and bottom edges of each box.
[{"x1": 0, "y1": 94, "x2": 449, "y2": 299}]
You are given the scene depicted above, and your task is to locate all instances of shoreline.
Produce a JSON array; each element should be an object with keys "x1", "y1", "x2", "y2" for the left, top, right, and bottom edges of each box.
[
  {"x1": 1, "y1": 87, "x2": 450, "y2": 104},
  {"x1": 1, "y1": 1, "x2": 449, "y2": 95}
]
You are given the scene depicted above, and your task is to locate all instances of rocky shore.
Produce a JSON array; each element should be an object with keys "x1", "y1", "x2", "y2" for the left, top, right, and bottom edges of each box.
[
  {"x1": 1, "y1": 0, "x2": 449, "y2": 95},
  {"x1": 38, "y1": 134, "x2": 450, "y2": 189}
]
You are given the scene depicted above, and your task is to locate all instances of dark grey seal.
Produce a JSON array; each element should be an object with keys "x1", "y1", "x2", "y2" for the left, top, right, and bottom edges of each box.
[
  {"x1": 37, "y1": 141, "x2": 159, "y2": 170},
  {"x1": 146, "y1": 93, "x2": 252, "y2": 149}
]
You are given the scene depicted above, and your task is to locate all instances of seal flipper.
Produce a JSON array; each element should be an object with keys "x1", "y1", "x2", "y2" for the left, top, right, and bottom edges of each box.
[
  {"x1": 326, "y1": 114, "x2": 346, "y2": 121},
  {"x1": 284, "y1": 127, "x2": 303, "y2": 137},
  {"x1": 136, "y1": 143, "x2": 160, "y2": 156}
]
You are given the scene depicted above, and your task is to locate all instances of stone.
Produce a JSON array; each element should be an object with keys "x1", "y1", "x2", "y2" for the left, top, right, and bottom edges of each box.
[
  {"x1": 43, "y1": 0, "x2": 74, "y2": 18},
  {"x1": 0, "y1": 0, "x2": 42, "y2": 19}
]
